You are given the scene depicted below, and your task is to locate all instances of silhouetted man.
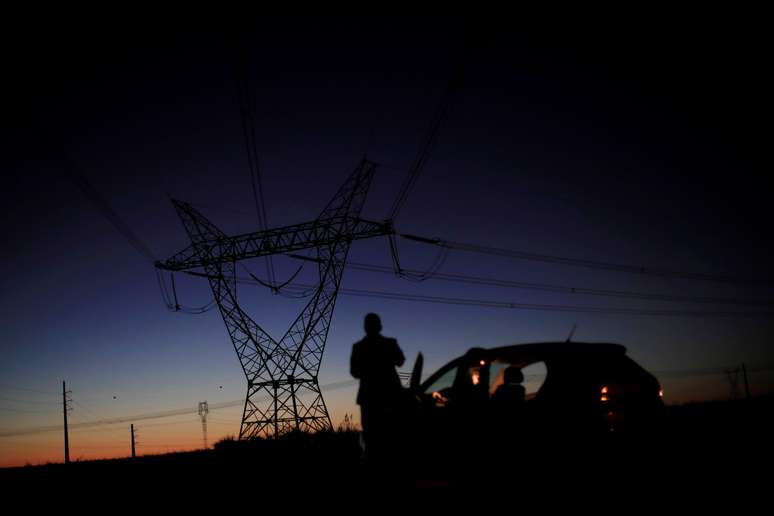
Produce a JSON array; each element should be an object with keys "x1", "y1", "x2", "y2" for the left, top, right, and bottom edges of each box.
[{"x1": 350, "y1": 313, "x2": 405, "y2": 462}]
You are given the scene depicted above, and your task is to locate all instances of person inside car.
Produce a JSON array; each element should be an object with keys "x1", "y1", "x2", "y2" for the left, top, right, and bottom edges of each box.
[{"x1": 490, "y1": 366, "x2": 526, "y2": 407}]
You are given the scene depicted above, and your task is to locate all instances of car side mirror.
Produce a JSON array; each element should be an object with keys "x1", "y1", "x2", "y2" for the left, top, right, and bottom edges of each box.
[{"x1": 409, "y1": 352, "x2": 423, "y2": 392}]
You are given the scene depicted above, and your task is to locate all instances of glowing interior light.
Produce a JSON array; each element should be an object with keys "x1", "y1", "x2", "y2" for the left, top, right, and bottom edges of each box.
[
  {"x1": 471, "y1": 371, "x2": 480, "y2": 385},
  {"x1": 659, "y1": 389, "x2": 664, "y2": 398},
  {"x1": 600, "y1": 395, "x2": 608, "y2": 402},
  {"x1": 600, "y1": 386, "x2": 608, "y2": 394},
  {"x1": 479, "y1": 360, "x2": 486, "y2": 366}
]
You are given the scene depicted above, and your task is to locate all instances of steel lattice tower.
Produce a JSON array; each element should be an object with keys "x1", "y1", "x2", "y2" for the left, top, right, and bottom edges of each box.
[{"x1": 156, "y1": 158, "x2": 391, "y2": 438}]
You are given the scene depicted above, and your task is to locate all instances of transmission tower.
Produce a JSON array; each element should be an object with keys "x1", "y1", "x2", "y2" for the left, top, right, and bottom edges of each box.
[
  {"x1": 156, "y1": 158, "x2": 392, "y2": 438},
  {"x1": 198, "y1": 401, "x2": 209, "y2": 449}
]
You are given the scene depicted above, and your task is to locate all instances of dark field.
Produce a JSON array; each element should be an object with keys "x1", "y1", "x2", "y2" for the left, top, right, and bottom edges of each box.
[{"x1": 3, "y1": 397, "x2": 772, "y2": 502}]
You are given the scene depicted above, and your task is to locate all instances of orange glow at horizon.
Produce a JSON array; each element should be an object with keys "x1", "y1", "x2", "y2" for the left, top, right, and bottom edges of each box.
[{"x1": 0, "y1": 391, "x2": 361, "y2": 469}]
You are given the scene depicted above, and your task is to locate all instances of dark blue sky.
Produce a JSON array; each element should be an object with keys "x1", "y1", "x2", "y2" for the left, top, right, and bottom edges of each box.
[{"x1": 4, "y1": 15, "x2": 774, "y2": 453}]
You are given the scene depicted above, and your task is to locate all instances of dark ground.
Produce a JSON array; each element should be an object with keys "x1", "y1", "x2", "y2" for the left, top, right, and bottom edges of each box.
[{"x1": 2, "y1": 397, "x2": 772, "y2": 505}]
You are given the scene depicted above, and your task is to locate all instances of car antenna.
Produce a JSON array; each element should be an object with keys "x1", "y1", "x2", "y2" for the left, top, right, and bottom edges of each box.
[{"x1": 565, "y1": 323, "x2": 577, "y2": 343}]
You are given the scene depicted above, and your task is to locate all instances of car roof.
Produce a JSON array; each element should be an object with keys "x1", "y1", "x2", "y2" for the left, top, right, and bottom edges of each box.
[
  {"x1": 436, "y1": 342, "x2": 628, "y2": 371},
  {"x1": 420, "y1": 342, "x2": 636, "y2": 390},
  {"x1": 483, "y1": 341, "x2": 626, "y2": 364}
]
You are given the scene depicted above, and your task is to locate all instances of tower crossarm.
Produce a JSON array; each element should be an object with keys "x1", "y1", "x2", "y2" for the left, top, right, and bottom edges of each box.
[{"x1": 155, "y1": 216, "x2": 392, "y2": 272}]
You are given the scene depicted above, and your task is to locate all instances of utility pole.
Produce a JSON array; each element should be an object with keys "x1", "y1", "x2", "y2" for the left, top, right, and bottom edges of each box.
[
  {"x1": 725, "y1": 368, "x2": 740, "y2": 400},
  {"x1": 565, "y1": 323, "x2": 577, "y2": 343},
  {"x1": 131, "y1": 424, "x2": 136, "y2": 458},
  {"x1": 198, "y1": 401, "x2": 209, "y2": 449},
  {"x1": 742, "y1": 363, "x2": 751, "y2": 400},
  {"x1": 62, "y1": 380, "x2": 71, "y2": 464}
]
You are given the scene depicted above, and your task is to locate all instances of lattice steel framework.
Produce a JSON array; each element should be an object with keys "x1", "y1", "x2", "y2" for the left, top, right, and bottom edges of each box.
[{"x1": 156, "y1": 159, "x2": 391, "y2": 438}]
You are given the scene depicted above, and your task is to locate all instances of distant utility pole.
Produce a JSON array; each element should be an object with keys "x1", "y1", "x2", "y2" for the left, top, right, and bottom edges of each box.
[
  {"x1": 565, "y1": 323, "x2": 577, "y2": 343},
  {"x1": 725, "y1": 368, "x2": 740, "y2": 400},
  {"x1": 198, "y1": 401, "x2": 209, "y2": 449},
  {"x1": 131, "y1": 424, "x2": 136, "y2": 458},
  {"x1": 742, "y1": 363, "x2": 751, "y2": 399},
  {"x1": 62, "y1": 380, "x2": 71, "y2": 464}
]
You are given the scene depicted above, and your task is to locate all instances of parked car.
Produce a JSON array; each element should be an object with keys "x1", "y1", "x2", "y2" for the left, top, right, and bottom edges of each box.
[{"x1": 406, "y1": 341, "x2": 664, "y2": 451}]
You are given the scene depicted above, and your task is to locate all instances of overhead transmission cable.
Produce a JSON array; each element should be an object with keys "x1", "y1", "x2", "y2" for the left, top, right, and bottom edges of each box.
[
  {"x1": 398, "y1": 233, "x2": 772, "y2": 286},
  {"x1": 0, "y1": 379, "x2": 357, "y2": 438},
  {"x1": 387, "y1": 53, "x2": 465, "y2": 222},
  {"x1": 235, "y1": 39, "x2": 277, "y2": 289},
  {"x1": 342, "y1": 261, "x2": 774, "y2": 307},
  {"x1": 62, "y1": 155, "x2": 157, "y2": 264},
  {"x1": 57, "y1": 152, "x2": 213, "y2": 313},
  {"x1": 156, "y1": 269, "x2": 217, "y2": 314},
  {"x1": 274, "y1": 255, "x2": 774, "y2": 306},
  {"x1": 189, "y1": 269, "x2": 774, "y2": 318},
  {"x1": 331, "y1": 286, "x2": 774, "y2": 318}
]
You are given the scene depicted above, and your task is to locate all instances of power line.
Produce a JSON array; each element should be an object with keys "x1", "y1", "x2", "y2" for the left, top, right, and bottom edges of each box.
[
  {"x1": 0, "y1": 379, "x2": 357, "y2": 438},
  {"x1": 206, "y1": 417, "x2": 239, "y2": 424},
  {"x1": 135, "y1": 419, "x2": 203, "y2": 429},
  {"x1": 68, "y1": 425, "x2": 132, "y2": 434},
  {"x1": 0, "y1": 406, "x2": 234, "y2": 438},
  {"x1": 654, "y1": 363, "x2": 774, "y2": 378},
  {"x1": 0, "y1": 396, "x2": 59, "y2": 405},
  {"x1": 0, "y1": 406, "x2": 54, "y2": 414},
  {"x1": 198, "y1": 270, "x2": 774, "y2": 317},
  {"x1": 387, "y1": 233, "x2": 451, "y2": 282},
  {"x1": 399, "y1": 233, "x2": 773, "y2": 286},
  {"x1": 240, "y1": 262, "x2": 303, "y2": 295},
  {"x1": 343, "y1": 261, "x2": 774, "y2": 307},
  {"x1": 235, "y1": 39, "x2": 276, "y2": 286},
  {"x1": 67, "y1": 443, "x2": 131, "y2": 450},
  {"x1": 137, "y1": 442, "x2": 207, "y2": 449},
  {"x1": 0, "y1": 384, "x2": 59, "y2": 396},
  {"x1": 156, "y1": 269, "x2": 217, "y2": 314},
  {"x1": 387, "y1": 52, "x2": 465, "y2": 221},
  {"x1": 60, "y1": 154, "x2": 157, "y2": 263},
  {"x1": 277, "y1": 253, "x2": 772, "y2": 305},
  {"x1": 328, "y1": 286, "x2": 774, "y2": 318},
  {"x1": 71, "y1": 399, "x2": 106, "y2": 422},
  {"x1": 56, "y1": 151, "x2": 181, "y2": 316}
]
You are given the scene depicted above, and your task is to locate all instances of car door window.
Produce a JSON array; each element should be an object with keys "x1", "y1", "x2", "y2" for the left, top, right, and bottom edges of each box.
[
  {"x1": 488, "y1": 363, "x2": 510, "y2": 397},
  {"x1": 424, "y1": 367, "x2": 457, "y2": 406},
  {"x1": 521, "y1": 361, "x2": 547, "y2": 399}
]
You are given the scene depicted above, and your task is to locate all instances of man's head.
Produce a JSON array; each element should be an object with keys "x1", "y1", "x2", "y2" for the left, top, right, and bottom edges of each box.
[
  {"x1": 504, "y1": 366, "x2": 524, "y2": 385},
  {"x1": 364, "y1": 313, "x2": 382, "y2": 336}
]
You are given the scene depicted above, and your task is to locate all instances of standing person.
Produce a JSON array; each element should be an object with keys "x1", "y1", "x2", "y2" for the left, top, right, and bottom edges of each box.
[{"x1": 350, "y1": 313, "x2": 405, "y2": 462}]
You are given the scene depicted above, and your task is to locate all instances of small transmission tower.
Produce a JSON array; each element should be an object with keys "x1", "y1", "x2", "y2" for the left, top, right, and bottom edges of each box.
[
  {"x1": 198, "y1": 401, "x2": 209, "y2": 449},
  {"x1": 157, "y1": 158, "x2": 391, "y2": 438},
  {"x1": 725, "y1": 368, "x2": 741, "y2": 400}
]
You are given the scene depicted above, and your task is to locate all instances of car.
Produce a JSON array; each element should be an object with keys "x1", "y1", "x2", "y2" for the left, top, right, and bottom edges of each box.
[{"x1": 405, "y1": 341, "x2": 664, "y2": 455}]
